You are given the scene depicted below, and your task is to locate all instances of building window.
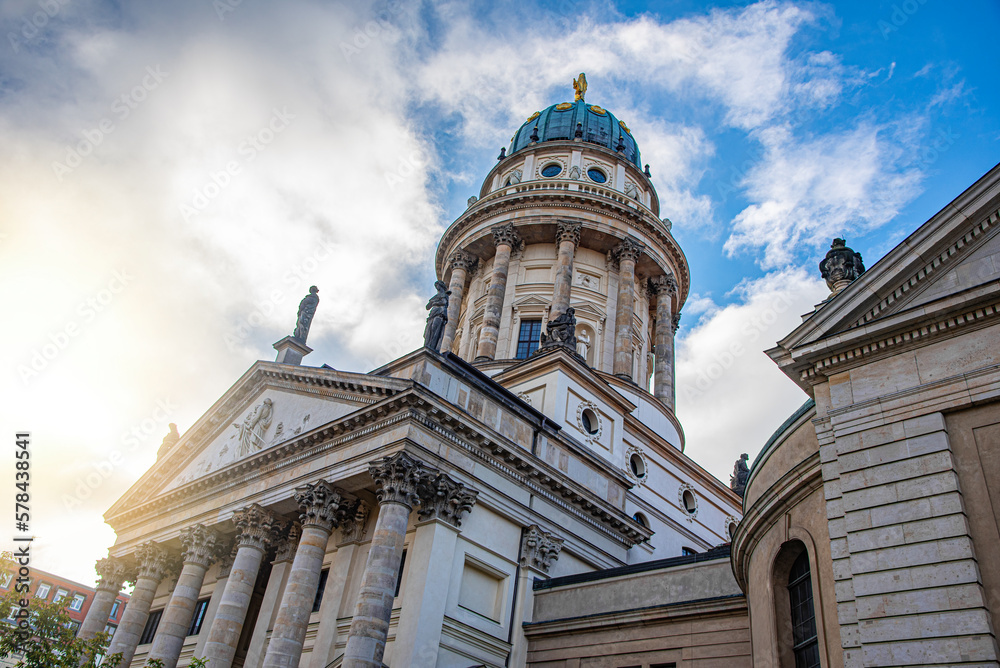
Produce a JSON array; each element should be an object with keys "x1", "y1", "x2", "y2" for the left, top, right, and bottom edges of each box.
[
  {"x1": 629, "y1": 453, "x2": 646, "y2": 478},
  {"x1": 587, "y1": 167, "x2": 607, "y2": 183},
  {"x1": 515, "y1": 320, "x2": 542, "y2": 359},
  {"x1": 681, "y1": 547, "x2": 698, "y2": 557},
  {"x1": 312, "y1": 569, "x2": 330, "y2": 613},
  {"x1": 632, "y1": 512, "x2": 648, "y2": 528},
  {"x1": 53, "y1": 588, "x2": 69, "y2": 604},
  {"x1": 35, "y1": 583, "x2": 51, "y2": 600},
  {"x1": 682, "y1": 489, "x2": 697, "y2": 514},
  {"x1": 541, "y1": 163, "x2": 562, "y2": 177},
  {"x1": 104, "y1": 623, "x2": 117, "y2": 636},
  {"x1": 788, "y1": 551, "x2": 820, "y2": 668},
  {"x1": 110, "y1": 599, "x2": 122, "y2": 619},
  {"x1": 0, "y1": 572, "x2": 12, "y2": 588},
  {"x1": 69, "y1": 593, "x2": 86, "y2": 611},
  {"x1": 139, "y1": 609, "x2": 162, "y2": 645},
  {"x1": 187, "y1": 599, "x2": 210, "y2": 636},
  {"x1": 394, "y1": 550, "x2": 407, "y2": 598}
]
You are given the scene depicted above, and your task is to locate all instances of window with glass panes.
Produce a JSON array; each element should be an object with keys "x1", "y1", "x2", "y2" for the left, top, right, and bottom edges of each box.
[
  {"x1": 788, "y1": 551, "x2": 820, "y2": 668},
  {"x1": 515, "y1": 320, "x2": 542, "y2": 359}
]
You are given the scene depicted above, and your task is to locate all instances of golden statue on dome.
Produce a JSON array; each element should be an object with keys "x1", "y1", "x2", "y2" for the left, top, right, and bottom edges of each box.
[{"x1": 573, "y1": 73, "x2": 587, "y2": 101}]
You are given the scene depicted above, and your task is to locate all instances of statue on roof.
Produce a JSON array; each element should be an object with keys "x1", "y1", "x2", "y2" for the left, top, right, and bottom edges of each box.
[
  {"x1": 423, "y1": 280, "x2": 451, "y2": 351},
  {"x1": 820, "y1": 238, "x2": 865, "y2": 294},
  {"x1": 539, "y1": 307, "x2": 578, "y2": 354},
  {"x1": 573, "y1": 73, "x2": 587, "y2": 102},
  {"x1": 730, "y1": 453, "x2": 750, "y2": 497},
  {"x1": 293, "y1": 286, "x2": 320, "y2": 342}
]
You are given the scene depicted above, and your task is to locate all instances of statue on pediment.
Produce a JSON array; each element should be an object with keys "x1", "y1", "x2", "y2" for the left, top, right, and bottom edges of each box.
[
  {"x1": 234, "y1": 398, "x2": 274, "y2": 457},
  {"x1": 293, "y1": 286, "x2": 320, "y2": 342}
]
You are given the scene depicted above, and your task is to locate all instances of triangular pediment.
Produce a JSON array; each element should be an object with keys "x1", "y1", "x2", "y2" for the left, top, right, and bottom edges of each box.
[{"x1": 106, "y1": 362, "x2": 408, "y2": 515}]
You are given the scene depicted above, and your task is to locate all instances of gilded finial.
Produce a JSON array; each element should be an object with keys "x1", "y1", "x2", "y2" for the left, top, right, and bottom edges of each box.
[{"x1": 573, "y1": 73, "x2": 587, "y2": 102}]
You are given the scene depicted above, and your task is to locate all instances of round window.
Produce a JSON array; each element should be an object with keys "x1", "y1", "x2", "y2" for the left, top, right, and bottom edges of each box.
[
  {"x1": 580, "y1": 408, "x2": 599, "y2": 435},
  {"x1": 728, "y1": 521, "x2": 738, "y2": 539},
  {"x1": 541, "y1": 163, "x2": 562, "y2": 178},
  {"x1": 587, "y1": 168, "x2": 607, "y2": 183},
  {"x1": 682, "y1": 489, "x2": 697, "y2": 514},
  {"x1": 633, "y1": 512, "x2": 648, "y2": 528},
  {"x1": 629, "y1": 453, "x2": 646, "y2": 478}
]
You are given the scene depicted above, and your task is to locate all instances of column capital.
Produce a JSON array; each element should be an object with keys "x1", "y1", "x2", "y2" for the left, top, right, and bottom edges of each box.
[
  {"x1": 132, "y1": 540, "x2": 173, "y2": 582},
  {"x1": 369, "y1": 451, "x2": 429, "y2": 509},
  {"x1": 233, "y1": 503, "x2": 280, "y2": 552},
  {"x1": 294, "y1": 480, "x2": 347, "y2": 533},
  {"x1": 609, "y1": 236, "x2": 644, "y2": 267},
  {"x1": 94, "y1": 556, "x2": 129, "y2": 594},
  {"x1": 337, "y1": 499, "x2": 371, "y2": 546},
  {"x1": 648, "y1": 273, "x2": 678, "y2": 297},
  {"x1": 180, "y1": 524, "x2": 222, "y2": 569},
  {"x1": 274, "y1": 523, "x2": 301, "y2": 563},
  {"x1": 216, "y1": 542, "x2": 239, "y2": 579},
  {"x1": 520, "y1": 525, "x2": 563, "y2": 574},
  {"x1": 417, "y1": 473, "x2": 479, "y2": 528},
  {"x1": 448, "y1": 249, "x2": 478, "y2": 272},
  {"x1": 555, "y1": 220, "x2": 582, "y2": 247},
  {"x1": 491, "y1": 223, "x2": 523, "y2": 250},
  {"x1": 671, "y1": 311, "x2": 682, "y2": 334}
]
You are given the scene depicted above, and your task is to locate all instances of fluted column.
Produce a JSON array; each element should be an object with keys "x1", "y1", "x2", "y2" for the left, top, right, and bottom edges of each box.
[
  {"x1": 649, "y1": 273, "x2": 679, "y2": 406},
  {"x1": 147, "y1": 524, "x2": 221, "y2": 668},
  {"x1": 342, "y1": 452, "x2": 429, "y2": 668},
  {"x1": 78, "y1": 556, "x2": 129, "y2": 643},
  {"x1": 475, "y1": 223, "x2": 522, "y2": 361},
  {"x1": 611, "y1": 237, "x2": 644, "y2": 379},
  {"x1": 440, "y1": 250, "x2": 477, "y2": 354},
  {"x1": 509, "y1": 525, "x2": 564, "y2": 668},
  {"x1": 262, "y1": 481, "x2": 347, "y2": 668},
  {"x1": 201, "y1": 505, "x2": 281, "y2": 668},
  {"x1": 106, "y1": 542, "x2": 172, "y2": 666},
  {"x1": 551, "y1": 220, "x2": 582, "y2": 317}
]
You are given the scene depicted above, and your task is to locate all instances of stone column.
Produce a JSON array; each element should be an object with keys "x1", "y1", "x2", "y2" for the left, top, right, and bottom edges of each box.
[
  {"x1": 610, "y1": 237, "x2": 644, "y2": 379},
  {"x1": 309, "y1": 501, "x2": 370, "y2": 668},
  {"x1": 342, "y1": 452, "x2": 429, "y2": 668},
  {"x1": 244, "y1": 525, "x2": 300, "y2": 668},
  {"x1": 475, "y1": 223, "x2": 522, "y2": 361},
  {"x1": 106, "y1": 541, "x2": 172, "y2": 667},
  {"x1": 146, "y1": 524, "x2": 221, "y2": 668},
  {"x1": 551, "y1": 220, "x2": 582, "y2": 317},
  {"x1": 194, "y1": 543, "x2": 237, "y2": 658},
  {"x1": 439, "y1": 250, "x2": 477, "y2": 354},
  {"x1": 508, "y1": 526, "x2": 564, "y2": 668},
  {"x1": 77, "y1": 556, "x2": 129, "y2": 642},
  {"x1": 201, "y1": 505, "x2": 281, "y2": 668},
  {"x1": 262, "y1": 482, "x2": 347, "y2": 668},
  {"x1": 649, "y1": 273, "x2": 678, "y2": 406},
  {"x1": 392, "y1": 473, "x2": 478, "y2": 667}
]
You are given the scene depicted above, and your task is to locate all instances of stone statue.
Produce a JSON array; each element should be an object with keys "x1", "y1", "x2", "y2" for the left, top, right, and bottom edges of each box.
[
  {"x1": 576, "y1": 328, "x2": 590, "y2": 359},
  {"x1": 157, "y1": 423, "x2": 180, "y2": 459},
  {"x1": 820, "y1": 238, "x2": 865, "y2": 293},
  {"x1": 730, "y1": 453, "x2": 750, "y2": 497},
  {"x1": 423, "y1": 280, "x2": 451, "y2": 351},
  {"x1": 508, "y1": 169, "x2": 522, "y2": 185},
  {"x1": 293, "y1": 286, "x2": 320, "y2": 342},
  {"x1": 234, "y1": 398, "x2": 274, "y2": 457},
  {"x1": 539, "y1": 307, "x2": 577, "y2": 353}
]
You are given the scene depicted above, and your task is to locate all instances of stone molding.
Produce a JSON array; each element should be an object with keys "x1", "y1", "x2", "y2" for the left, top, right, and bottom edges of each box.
[
  {"x1": 180, "y1": 524, "x2": 222, "y2": 568},
  {"x1": 94, "y1": 556, "x2": 129, "y2": 594},
  {"x1": 233, "y1": 503, "x2": 280, "y2": 552},
  {"x1": 447, "y1": 249, "x2": 478, "y2": 272},
  {"x1": 609, "y1": 237, "x2": 644, "y2": 267},
  {"x1": 520, "y1": 525, "x2": 564, "y2": 574},
  {"x1": 416, "y1": 473, "x2": 479, "y2": 527},
  {"x1": 133, "y1": 541, "x2": 172, "y2": 582},
  {"x1": 555, "y1": 220, "x2": 582, "y2": 247},
  {"x1": 274, "y1": 523, "x2": 301, "y2": 563},
  {"x1": 369, "y1": 451, "x2": 429, "y2": 509},
  {"x1": 491, "y1": 222, "x2": 523, "y2": 250},
  {"x1": 648, "y1": 273, "x2": 678, "y2": 297},
  {"x1": 294, "y1": 480, "x2": 347, "y2": 533},
  {"x1": 337, "y1": 500, "x2": 371, "y2": 546}
]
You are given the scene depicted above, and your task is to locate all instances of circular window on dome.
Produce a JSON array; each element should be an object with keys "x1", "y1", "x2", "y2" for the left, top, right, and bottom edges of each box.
[
  {"x1": 587, "y1": 168, "x2": 607, "y2": 183},
  {"x1": 541, "y1": 163, "x2": 562, "y2": 178},
  {"x1": 629, "y1": 453, "x2": 646, "y2": 478}
]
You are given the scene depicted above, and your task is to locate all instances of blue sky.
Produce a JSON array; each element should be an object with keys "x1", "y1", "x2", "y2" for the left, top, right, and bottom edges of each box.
[{"x1": 1, "y1": 0, "x2": 997, "y2": 581}]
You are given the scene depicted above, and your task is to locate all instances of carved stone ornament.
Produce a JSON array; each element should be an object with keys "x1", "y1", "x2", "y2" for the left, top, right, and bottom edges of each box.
[
  {"x1": 133, "y1": 541, "x2": 172, "y2": 582},
  {"x1": 819, "y1": 238, "x2": 865, "y2": 293},
  {"x1": 467, "y1": 195, "x2": 478, "y2": 207},
  {"x1": 423, "y1": 280, "x2": 451, "y2": 351},
  {"x1": 274, "y1": 523, "x2": 301, "y2": 563},
  {"x1": 730, "y1": 453, "x2": 750, "y2": 497},
  {"x1": 233, "y1": 398, "x2": 274, "y2": 458},
  {"x1": 180, "y1": 524, "x2": 222, "y2": 568},
  {"x1": 520, "y1": 525, "x2": 564, "y2": 574},
  {"x1": 568, "y1": 165, "x2": 581, "y2": 180},
  {"x1": 157, "y1": 423, "x2": 180, "y2": 459},
  {"x1": 555, "y1": 220, "x2": 582, "y2": 247},
  {"x1": 539, "y1": 307, "x2": 578, "y2": 353},
  {"x1": 648, "y1": 273, "x2": 678, "y2": 297},
  {"x1": 294, "y1": 480, "x2": 347, "y2": 533},
  {"x1": 369, "y1": 451, "x2": 428, "y2": 509},
  {"x1": 448, "y1": 249, "x2": 477, "y2": 272},
  {"x1": 233, "y1": 503, "x2": 279, "y2": 552},
  {"x1": 94, "y1": 556, "x2": 130, "y2": 594},
  {"x1": 337, "y1": 499, "x2": 371, "y2": 545},
  {"x1": 671, "y1": 312, "x2": 682, "y2": 334},
  {"x1": 491, "y1": 222, "x2": 523, "y2": 250},
  {"x1": 610, "y1": 237, "x2": 644, "y2": 267},
  {"x1": 216, "y1": 542, "x2": 238, "y2": 579},
  {"x1": 416, "y1": 473, "x2": 479, "y2": 527}
]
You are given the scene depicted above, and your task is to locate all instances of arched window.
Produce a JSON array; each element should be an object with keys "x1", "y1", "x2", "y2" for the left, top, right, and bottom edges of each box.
[{"x1": 773, "y1": 542, "x2": 820, "y2": 668}]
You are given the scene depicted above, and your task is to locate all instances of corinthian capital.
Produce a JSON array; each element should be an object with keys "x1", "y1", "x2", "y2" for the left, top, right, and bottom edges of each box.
[
  {"x1": 417, "y1": 473, "x2": 479, "y2": 527},
  {"x1": 133, "y1": 541, "x2": 172, "y2": 582},
  {"x1": 369, "y1": 451, "x2": 429, "y2": 509},
  {"x1": 294, "y1": 480, "x2": 347, "y2": 533},
  {"x1": 520, "y1": 525, "x2": 563, "y2": 574},
  {"x1": 610, "y1": 237, "x2": 644, "y2": 267},
  {"x1": 648, "y1": 273, "x2": 678, "y2": 297},
  {"x1": 274, "y1": 523, "x2": 301, "y2": 563},
  {"x1": 94, "y1": 556, "x2": 129, "y2": 594},
  {"x1": 337, "y1": 499, "x2": 371, "y2": 545},
  {"x1": 233, "y1": 503, "x2": 279, "y2": 552},
  {"x1": 180, "y1": 524, "x2": 222, "y2": 568},
  {"x1": 448, "y1": 249, "x2": 478, "y2": 272},
  {"x1": 555, "y1": 220, "x2": 582, "y2": 247},
  {"x1": 491, "y1": 223, "x2": 522, "y2": 250},
  {"x1": 671, "y1": 312, "x2": 682, "y2": 334}
]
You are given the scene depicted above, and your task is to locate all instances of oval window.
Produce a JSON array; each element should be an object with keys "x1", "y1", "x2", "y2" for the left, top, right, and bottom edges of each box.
[
  {"x1": 728, "y1": 521, "x2": 738, "y2": 539},
  {"x1": 541, "y1": 163, "x2": 562, "y2": 178},
  {"x1": 629, "y1": 453, "x2": 646, "y2": 478},
  {"x1": 587, "y1": 168, "x2": 607, "y2": 183},
  {"x1": 682, "y1": 489, "x2": 697, "y2": 514},
  {"x1": 580, "y1": 408, "x2": 599, "y2": 435}
]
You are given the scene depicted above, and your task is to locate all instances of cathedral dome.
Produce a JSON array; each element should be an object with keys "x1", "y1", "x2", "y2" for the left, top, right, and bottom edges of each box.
[{"x1": 509, "y1": 98, "x2": 642, "y2": 169}]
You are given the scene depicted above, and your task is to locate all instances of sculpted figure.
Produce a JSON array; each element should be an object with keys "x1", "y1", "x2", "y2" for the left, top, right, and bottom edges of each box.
[
  {"x1": 730, "y1": 453, "x2": 750, "y2": 496},
  {"x1": 293, "y1": 286, "x2": 320, "y2": 342},
  {"x1": 423, "y1": 280, "x2": 451, "y2": 351},
  {"x1": 576, "y1": 328, "x2": 590, "y2": 359},
  {"x1": 235, "y1": 398, "x2": 274, "y2": 457},
  {"x1": 539, "y1": 307, "x2": 578, "y2": 352}
]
